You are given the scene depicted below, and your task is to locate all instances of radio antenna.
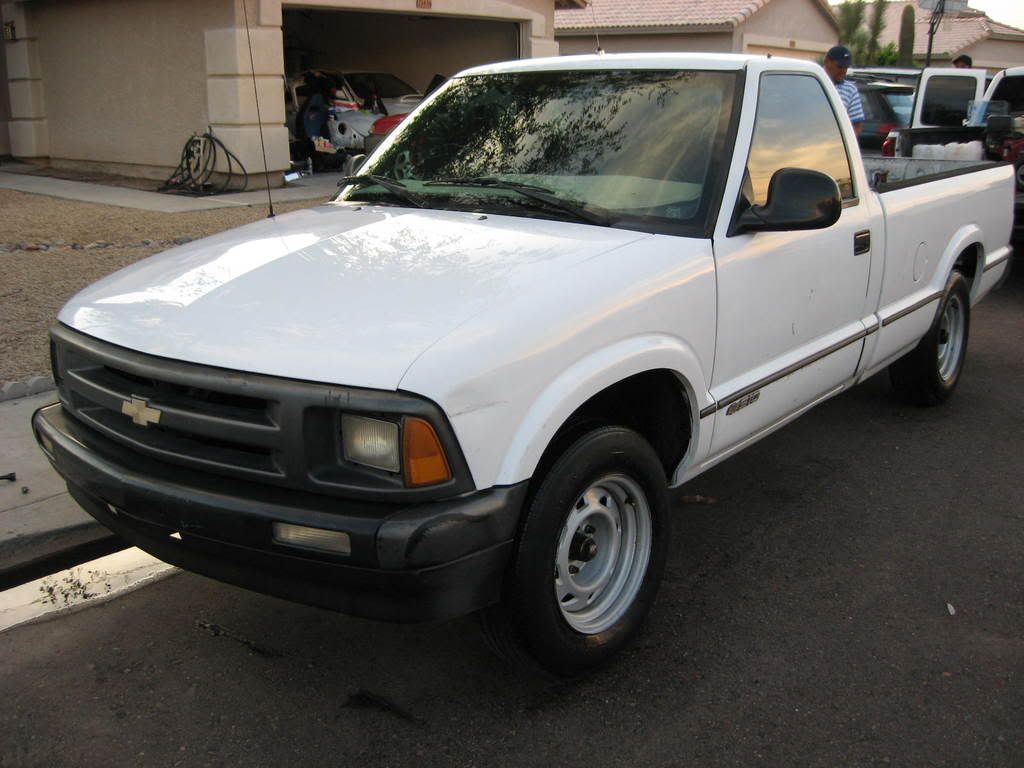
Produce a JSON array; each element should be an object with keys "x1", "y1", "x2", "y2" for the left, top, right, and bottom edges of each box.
[
  {"x1": 589, "y1": 0, "x2": 603, "y2": 55},
  {"x1": 241, "y1": 0, "x2": 275, "y2": 217}
]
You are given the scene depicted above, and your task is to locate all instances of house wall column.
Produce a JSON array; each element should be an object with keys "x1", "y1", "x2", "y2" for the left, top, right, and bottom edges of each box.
[
  {"x1": 204, "y1": 0, "x2": 289, "y2": 182},
  {"x1": 2, "y1": 1, "x2": 48, "y2": 158}
]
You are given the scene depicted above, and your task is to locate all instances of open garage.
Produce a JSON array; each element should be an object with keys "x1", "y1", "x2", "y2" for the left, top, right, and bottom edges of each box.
[
  {"x1": 282, "y1": 7, "x2": 521, "y2": 92},
  {"x1": 282, "y1": 5, "x2": 525, "y2": 167}
]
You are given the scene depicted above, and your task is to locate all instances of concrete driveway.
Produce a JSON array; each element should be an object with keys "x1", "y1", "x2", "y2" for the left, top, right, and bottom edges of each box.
[{"x1": 1, "y1": 274, "x2": 1021, "y2": 768}]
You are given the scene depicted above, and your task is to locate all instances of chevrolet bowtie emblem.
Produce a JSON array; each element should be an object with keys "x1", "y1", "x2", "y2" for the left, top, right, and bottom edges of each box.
[{"x1": 121, "y1": 397, "x2": 162, "y2": 427}]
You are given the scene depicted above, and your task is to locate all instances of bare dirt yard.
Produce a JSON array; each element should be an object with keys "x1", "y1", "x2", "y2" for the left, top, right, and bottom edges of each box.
[{"x1": 1, "y1": 189, "x2": 318, "y2": 384}]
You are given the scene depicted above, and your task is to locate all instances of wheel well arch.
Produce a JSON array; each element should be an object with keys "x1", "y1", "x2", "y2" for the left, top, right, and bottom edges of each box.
[
  {"x1": 529, "y1": 369, "x2": 693, "y2": 491},
  {"x1": 953, "y1": 243, "x2": 982, "y2": 288},
  {"x1": 937, "y1": 226, "x2": 983, "y2": 299}
]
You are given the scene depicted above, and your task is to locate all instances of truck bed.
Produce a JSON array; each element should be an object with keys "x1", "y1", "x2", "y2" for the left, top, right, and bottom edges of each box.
[{"x1": 863, "y1": 156, "x2": 1002, "y2": 192}]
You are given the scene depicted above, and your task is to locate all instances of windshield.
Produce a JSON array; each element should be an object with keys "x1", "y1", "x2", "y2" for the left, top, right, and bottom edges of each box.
[
  {"x1": 346, "y1": 73, "x2": 419, "y2": 99},
  {"x1": 882, "y1": 90, "x2": 914, "y2": 124},
  {"x1": 337, "y1": 69, "x2": 739, "y2": 235}
]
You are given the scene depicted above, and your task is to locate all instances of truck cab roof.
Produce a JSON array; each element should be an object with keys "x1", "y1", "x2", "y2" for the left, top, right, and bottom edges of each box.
[{"x1": 459, "y1": 52, "x2": 822, "y2": 77}]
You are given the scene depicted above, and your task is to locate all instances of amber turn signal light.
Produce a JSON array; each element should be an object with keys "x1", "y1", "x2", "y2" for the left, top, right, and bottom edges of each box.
[{"x1": 402, "y1": 417, "x2": 452, "y2": 487}]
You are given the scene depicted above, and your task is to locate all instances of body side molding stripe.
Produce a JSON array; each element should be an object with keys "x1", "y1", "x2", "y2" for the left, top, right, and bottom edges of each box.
[
  {"x1": 880, "y1": 291, "x2": 943, "y2": 327},
  {"x1": 983, "y1": 250, "x2": 1012, "y2": 273},
  {"x1": 701, "y1": 324, "x2": 873, "y2": 419}
]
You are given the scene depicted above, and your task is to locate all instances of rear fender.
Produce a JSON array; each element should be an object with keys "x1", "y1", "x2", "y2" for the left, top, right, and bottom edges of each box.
[{"x1": 934, "y1": 224, "x2": 982, "y2": 301}]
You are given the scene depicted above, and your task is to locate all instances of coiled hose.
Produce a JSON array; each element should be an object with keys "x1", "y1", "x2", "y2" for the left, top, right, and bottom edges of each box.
[{"x1": 160, "y1": 129, "x2": 249, "y2": 196}]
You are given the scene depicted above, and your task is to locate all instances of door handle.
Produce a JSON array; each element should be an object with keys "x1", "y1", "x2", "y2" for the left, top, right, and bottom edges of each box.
[{"x1": 854, "y1": 230, "x2": 871, "y2": 255}]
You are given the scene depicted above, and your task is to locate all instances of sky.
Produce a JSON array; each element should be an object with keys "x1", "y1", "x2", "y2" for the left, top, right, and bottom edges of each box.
[
  {"x1": 963, "y1": 1, "x2": 1024, "y2": 29},
  {"x1": 828, "y1": 1, "x2": 1024, "y2": 30}
]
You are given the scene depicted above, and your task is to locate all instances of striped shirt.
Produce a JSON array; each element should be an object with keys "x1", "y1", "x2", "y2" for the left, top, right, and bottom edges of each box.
[{"x1": 834, "y1": 78, "x2": 865, "y2": 124}]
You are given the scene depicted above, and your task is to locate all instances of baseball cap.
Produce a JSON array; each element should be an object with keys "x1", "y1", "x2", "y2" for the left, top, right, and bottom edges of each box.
[{"x1": 826, "y1": 45, "x2": 853, "y2": 67}]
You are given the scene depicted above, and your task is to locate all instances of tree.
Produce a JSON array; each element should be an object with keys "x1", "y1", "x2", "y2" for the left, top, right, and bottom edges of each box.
[
  {"x1": 898, "y1": 4, "x2": 916, "y2": 66},
  {"x1": 836, "y1": 0, "x2": 867, "y2": 45},
  {"x1": 866, "y1": 0, "x2": 887, "y2": 64},
  {"x1": 835, "y1": 0, "x2": 892, "y2": 66},
  {"x1": 877, "y1": 42, "x2": 900, "y2": 65}
]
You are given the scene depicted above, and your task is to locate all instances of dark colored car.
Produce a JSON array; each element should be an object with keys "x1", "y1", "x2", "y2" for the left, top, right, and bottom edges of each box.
[{"x1": 856, "y1": 81, "x2": 915, "y2": 150}]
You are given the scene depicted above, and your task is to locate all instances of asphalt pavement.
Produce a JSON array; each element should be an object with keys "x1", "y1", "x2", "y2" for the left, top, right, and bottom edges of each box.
[{"x1": 1, "y1": 272, "x2": 1021, "y2": 768}]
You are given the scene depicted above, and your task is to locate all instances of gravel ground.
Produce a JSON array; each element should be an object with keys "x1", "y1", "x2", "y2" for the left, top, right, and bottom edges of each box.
[{"x1": 0, "y1": 189, "x2": 319, "y2": 385}]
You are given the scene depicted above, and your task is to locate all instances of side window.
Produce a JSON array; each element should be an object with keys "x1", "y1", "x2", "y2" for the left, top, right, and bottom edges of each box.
[
  {"x1": 746, "y1": 73, "x2": 855, "y2": 206},
  {"x1": 921, "y1": 76, "x2": 978, "y2": 126}
]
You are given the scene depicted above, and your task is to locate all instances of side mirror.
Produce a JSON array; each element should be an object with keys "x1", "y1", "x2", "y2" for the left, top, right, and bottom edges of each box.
[{"x1": 731, "y1": 168, "x2": 842, "y2": 235}]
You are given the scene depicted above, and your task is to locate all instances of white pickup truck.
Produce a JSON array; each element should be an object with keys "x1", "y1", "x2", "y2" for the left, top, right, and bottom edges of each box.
[{"x1": 33, "y1": 54, "x2": 1014, "y2": 674}]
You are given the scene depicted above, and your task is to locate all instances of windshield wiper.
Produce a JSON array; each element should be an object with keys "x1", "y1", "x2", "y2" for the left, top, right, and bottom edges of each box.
[
  {"x1": 338, "y1": 174, "x2": 427, "y2": 208},
  {"x1": 424, "y1": 176, "x2": 610, "y2": 226}
]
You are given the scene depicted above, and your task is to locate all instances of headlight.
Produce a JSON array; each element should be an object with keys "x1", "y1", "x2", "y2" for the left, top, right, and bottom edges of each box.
[
  {"x1": 341, "y1": 414, "x2": 400, "y2": 472},
  {"x1": 339, "y1": 413, "x2": 453, "y2": 487}
]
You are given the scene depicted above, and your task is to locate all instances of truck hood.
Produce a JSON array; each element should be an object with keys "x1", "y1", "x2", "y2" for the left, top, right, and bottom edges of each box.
[{"x1": 60, "y1": 205, "x2": 649, "y2": 390}]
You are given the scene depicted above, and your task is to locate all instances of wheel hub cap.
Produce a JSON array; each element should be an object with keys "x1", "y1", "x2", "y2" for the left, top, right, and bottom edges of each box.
[
  {"x1": 553, "y1": 474, "x2": 653, "y2": 635},
  {"x1": 937, "y1": 293, "x2": 965, "y2": 382}
]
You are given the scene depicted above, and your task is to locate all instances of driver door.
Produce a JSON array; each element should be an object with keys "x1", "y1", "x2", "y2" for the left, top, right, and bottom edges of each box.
[{"x1": 708, "y1": 72, "x2": 875, "y2": 456}]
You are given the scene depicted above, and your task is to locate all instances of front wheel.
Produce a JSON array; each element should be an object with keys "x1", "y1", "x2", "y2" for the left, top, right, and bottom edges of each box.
[
  {"x1": 889, "y1": 270, "x2": 971, "y2": 406},
  {"x1": 481, "y1": 426, "x2": 669, "y2": 675}
]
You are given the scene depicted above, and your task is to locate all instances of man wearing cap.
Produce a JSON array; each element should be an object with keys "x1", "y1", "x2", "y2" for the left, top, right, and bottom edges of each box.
[{"x1": 823, "y1": 45, "x2": 864, "y2": 137}]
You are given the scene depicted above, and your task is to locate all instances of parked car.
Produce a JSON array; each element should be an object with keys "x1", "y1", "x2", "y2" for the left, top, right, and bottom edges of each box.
[
  {"x1": 363, "y1": 113, "x2": 407, "y2": 155},
  {"x1": 286, "y1": 70, "x2": 421, "y2": 119},
  {"x1": 849, "y1": 66, "x2": 920, "y2": 87},
  {"x1": 35, "y1": 54, "x2": 1015, "y2": 675},
  {"x1": 285, "y1": 70, "x2": 421, "y2": 155},
  {"x1": 856, "y1": 80, "x2": 914, "y2": 150}
]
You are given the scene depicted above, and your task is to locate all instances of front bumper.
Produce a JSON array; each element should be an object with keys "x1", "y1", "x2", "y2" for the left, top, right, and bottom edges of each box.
[{"x1": 33, "y1": 403, "x2": 527, "y2": 623}]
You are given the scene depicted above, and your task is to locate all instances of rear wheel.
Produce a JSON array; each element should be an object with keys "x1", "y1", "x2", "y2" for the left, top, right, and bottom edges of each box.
[
  {"x1": 889, "y1": 270, "x2": 971, "y2": 406},
  {"x1": 481, "y1": 426, "x2": 669, "y2": 675}
]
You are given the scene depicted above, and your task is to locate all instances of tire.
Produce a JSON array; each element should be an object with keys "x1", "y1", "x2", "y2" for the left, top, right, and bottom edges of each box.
[
  {"x1": 481, "y1": 426, "x2": 669, "y2": 675},
  {"x1": 889, "y1": 270, "x2": 971, "y2": 406}
]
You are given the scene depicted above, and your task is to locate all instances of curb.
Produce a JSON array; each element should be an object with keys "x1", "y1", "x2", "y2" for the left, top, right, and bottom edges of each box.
[{"x1": 0, "y1": 376, "x2": 55, "y2": 403}]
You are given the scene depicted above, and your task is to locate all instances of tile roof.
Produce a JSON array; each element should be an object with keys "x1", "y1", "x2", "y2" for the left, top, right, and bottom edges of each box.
[
  {"x1": 555, "y1": 0, "x2": 769, "y2": 30},
  {"x1": 879, "y1": 1, "x2": 1024, "y2": 57}
]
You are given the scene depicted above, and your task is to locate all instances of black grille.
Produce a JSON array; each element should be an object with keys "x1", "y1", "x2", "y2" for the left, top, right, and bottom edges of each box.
[
  {"x1": 48, "y1": 323, "x2": 475, "y2": 502},
  {"x1": 59, "y1": 347, "x2": 284, "y2": 480}
]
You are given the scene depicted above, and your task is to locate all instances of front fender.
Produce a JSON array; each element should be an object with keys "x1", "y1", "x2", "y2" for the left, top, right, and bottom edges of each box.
[{"x1": 493, "y1": 335, "x2": 712, "y2": 487}]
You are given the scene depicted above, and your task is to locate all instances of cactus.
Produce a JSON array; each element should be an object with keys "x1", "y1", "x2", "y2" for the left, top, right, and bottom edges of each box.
[{"x1": 898, "y1": 4, "x2": 915, "y2": 66}]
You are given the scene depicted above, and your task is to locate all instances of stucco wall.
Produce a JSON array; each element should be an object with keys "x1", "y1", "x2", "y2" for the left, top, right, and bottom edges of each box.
[
  {"x1": 31, "y1": 0, "x2": 234, "y2": 174},
  {"x1": 283, "y1": 10, "x2": 520, "y2": 90},
  {"x1": 958, "y1": 38, "x2": 1024, "y2": 73},
  {"x1": 557, "y1": 32, "x2": 734, "y2": 56},
  {"x1": 0, "y1": 32, "x2": 9, "y2": 156},
  {"x1": 557, "y1": 0, "x2": 835, "y2": 59},
  {"x1": 7, "y1": 0, "x2": 555, "y2": 177},
  {"x1": 738, "y1": 0, "x2": 836, "y2": 45}
]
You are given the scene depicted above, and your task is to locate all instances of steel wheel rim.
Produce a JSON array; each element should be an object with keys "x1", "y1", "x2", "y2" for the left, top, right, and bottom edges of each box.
[
  {"x1": 937, "y1": 293, "x2": 966, "y2": 382},
  {"x1": 554, "y1": 474, "x2": 652, "y2": 635}
]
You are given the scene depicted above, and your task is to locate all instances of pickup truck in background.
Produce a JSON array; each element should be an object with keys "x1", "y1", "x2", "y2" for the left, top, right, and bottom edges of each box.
[
  {"x1": 33, "y1": 54, "x2": 1015, "y2": 674},
  {"x1": 886, "y1": 66, "x2": 1024, "y2": 240}
]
